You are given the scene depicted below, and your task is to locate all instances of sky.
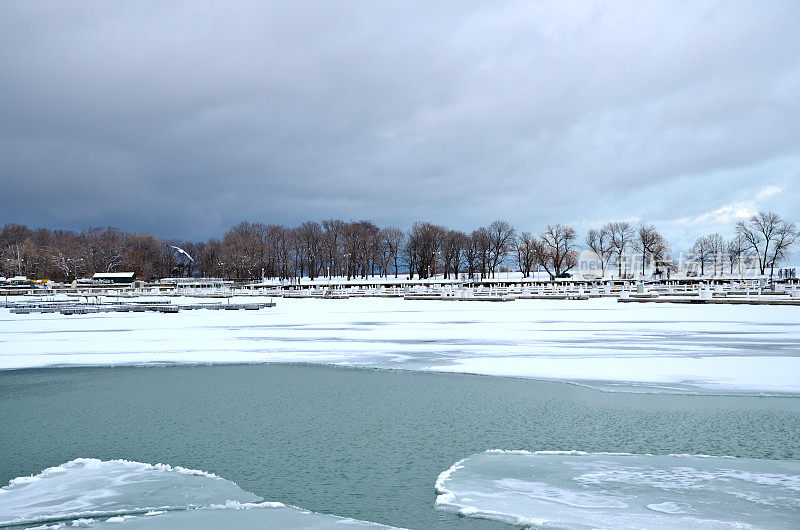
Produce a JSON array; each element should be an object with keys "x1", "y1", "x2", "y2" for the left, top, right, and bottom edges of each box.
[{"x1": 1, "y1": 1, "x2": 798, "y2": 249}]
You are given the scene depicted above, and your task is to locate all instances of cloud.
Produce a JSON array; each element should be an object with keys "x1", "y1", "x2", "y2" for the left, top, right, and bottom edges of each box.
[
  {"x1": 675, "y1": 204, "x2": 756, "y2": 228},
  {"x1": 671, "y1": 184, "x2": 787, "y2": 234},
  {"x1": 755, "y1": 185, "x2": 785, "y2": 202},
  {"x1": 0, "y1": 1, "x2": 799, "y2": 240}
]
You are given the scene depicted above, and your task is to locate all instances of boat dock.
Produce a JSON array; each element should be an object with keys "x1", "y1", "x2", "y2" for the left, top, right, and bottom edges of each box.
[{"x1": 6, "y1": 300, "x2": 276, "y2": 315}]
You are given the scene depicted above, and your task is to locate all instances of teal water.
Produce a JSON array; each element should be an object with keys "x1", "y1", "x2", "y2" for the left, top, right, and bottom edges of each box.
[{"x1": 1, "y1": 364, "x2": 799, "y2": 528}]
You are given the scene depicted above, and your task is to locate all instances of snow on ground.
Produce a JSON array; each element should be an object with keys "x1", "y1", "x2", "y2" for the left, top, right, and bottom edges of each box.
[{"x1": 1, "y1": 297, "x2": 799, "y2": 394}]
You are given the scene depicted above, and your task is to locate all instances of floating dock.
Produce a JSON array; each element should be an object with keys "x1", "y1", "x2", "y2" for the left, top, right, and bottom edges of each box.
[
  {"x1": 7, "y1": 300, "x2": 276, "y2": 315},
  {"x1": 618, "y1": 296, "x2": 800, "y2": 306}
]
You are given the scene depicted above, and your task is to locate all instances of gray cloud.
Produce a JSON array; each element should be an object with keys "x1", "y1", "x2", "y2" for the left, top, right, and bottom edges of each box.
[{"x1": 1, "y1": 1, "x2": 798, "y2": 247}]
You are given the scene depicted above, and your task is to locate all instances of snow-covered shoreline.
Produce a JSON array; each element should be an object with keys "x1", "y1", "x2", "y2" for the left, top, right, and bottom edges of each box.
[{"x1": 2, "y1": 297, "x2": 799, "y2": 395}]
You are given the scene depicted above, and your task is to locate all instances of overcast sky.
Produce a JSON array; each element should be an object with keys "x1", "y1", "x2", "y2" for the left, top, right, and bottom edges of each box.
[{"x1": 1, "y1": 1, "x2": 798, "y2": 248}]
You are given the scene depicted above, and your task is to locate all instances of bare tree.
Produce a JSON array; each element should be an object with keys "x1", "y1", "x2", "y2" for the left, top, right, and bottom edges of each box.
[
  {"x1": 381, "y1": 227, "x2": 404, "y2": 278},
  {"x1": 1, "y1": 224, "x2": 34, "y2": 277},
  {"x1": 706, "y1": 233, "x2": 725, "y2": 276},
  {"x1": 48, "y1": 231, "x2": 85, "y2": 281},
  {"x1": 441, "y1": 230, "x2": 468, "y2": 279},
  {"x1": 343, "y1": 222, "x2": 360, "y2": 281},
  {"x1": 605, "y1": 221, "x2": 634, "y2": 278},
  {"x1": 403, "y1": 230, "x2": 417, "y2": 280},
  {"x1": 81, "y1": 227, "x2": 125, "y2": 273},
  {"x1": 463, "y1": 231, "x2": 481, "y2": 279},
  {"x1": 406, "y1": 222, "x2": 445, "y2": 279},
  {"x1": 633, "y1": 222, "x2": 667, "y2": 277},
  {"x1": 485, "y1": 220, "x2": 516, "y2": 278},
  {"x1": 650, "y1": 235, "x2": 672, "y2": 277},
  {"x1": 251, "y1": 222, "x2": 272, "y2": 278},
  {"x1": 262, "y1": 225, "x2": 289, "y2": 279},
  {"x1": 2, "y1": 240, "x2": 36, "y2": 277},
  {"x1": 123, "y1": 232, "x2": 168, "y2": 280},
  {"x1": 297, "y1": 221, "x2": 323, "y2": 280},
  {"x1": 341, "y1": 221, "x2": 380, "y2": 279},
  {"x1": 726, "y1": 234, "x2": 747, "y2": 275},
  {"x1": 290, "y1": 227, "x2": 304, "y2": 281},
  {"x1": 274, "y1": 226, "x2": 293, "y2": 280},
  {"x1": 768, "y1": 221, "x2": 798, "y2": 278},
  {"x1": 736, "y1": 211, "x2": 799, "y2": 277},
  {"x1": 355, "y1": 221, "x2": 380, "y2": 278},
  {"x1": 322, "y1": 219, "x2": 345, "y2": 278},
  {"x1": 221, "y1": 221, "x2": 262, "y2": 279},
  {"x1": 691, "y1": 236, "x2": 713, "y2": 276},
  {"x1": 535, "y1": 224, "x2": 578, "y2": 280},
  {"x1": 472, "y1": 227, "x2": 492, "y2": 277},
  {"x1": 514, "y1": 232, "x2": 539, "y2": 278},
  {"x1": 198, "y1": 238, "x2": 222, "y2": 277},
  {"x1": 585, "y1": 227, "x2": 613, "y2": 277},
  {"x1": 374, "y1": 232, "x2": 390, "y2": 278}
]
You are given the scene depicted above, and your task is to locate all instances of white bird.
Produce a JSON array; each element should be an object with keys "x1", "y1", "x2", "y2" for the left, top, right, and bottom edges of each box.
[{"x1": 169, "y1": 245, "x2": 194, "y2": 262}]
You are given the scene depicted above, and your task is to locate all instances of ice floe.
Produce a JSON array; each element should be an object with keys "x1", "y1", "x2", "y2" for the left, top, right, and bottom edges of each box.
[
  {"x1": 0, "y1": 458, "x2": 396, "y2": 529},
  {"x1": 435, "y1": 450, "x2": 800, "y2": 528}
]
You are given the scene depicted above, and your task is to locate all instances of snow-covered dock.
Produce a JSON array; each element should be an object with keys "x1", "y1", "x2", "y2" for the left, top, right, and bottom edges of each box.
[
  {"x1": 6, "y1": 300, "x2": 276, "y2": 315},
  {"x1": 619, "y1": 296, "x2": 800, "y2": 306},
  {"x1": 5, "y1": 276, "x2": 799, "y2": 307},
  {"x1": 403, "y1": 293, "x2": 515, "y2": 301}
]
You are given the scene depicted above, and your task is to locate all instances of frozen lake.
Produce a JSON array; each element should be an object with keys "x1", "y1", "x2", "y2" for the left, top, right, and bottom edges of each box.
[
  {"x1": 1, "y1": 297, "x2": 799, "y2": 394},
  {"x1": 2, "y1": 298, "x2": 799, "y2": 528}
]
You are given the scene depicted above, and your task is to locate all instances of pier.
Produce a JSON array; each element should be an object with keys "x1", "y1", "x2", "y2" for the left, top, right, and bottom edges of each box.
[
  {"x1": 3, "y1": 276, "x2": 800, "y2": 310},
  {"x1": 5, "y1": 299, "x2": 276, "y2": 315}
]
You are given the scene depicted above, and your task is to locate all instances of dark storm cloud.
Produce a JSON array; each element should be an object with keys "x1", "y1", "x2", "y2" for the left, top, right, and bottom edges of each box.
[{"x1": 1, "y1": 1, "x2": 798, "y2": 245}]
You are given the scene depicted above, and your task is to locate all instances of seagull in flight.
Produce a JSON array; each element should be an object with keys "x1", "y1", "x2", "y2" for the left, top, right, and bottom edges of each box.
[{"x1": 169, "y1": 245, "x2": 194, "y2": 262}]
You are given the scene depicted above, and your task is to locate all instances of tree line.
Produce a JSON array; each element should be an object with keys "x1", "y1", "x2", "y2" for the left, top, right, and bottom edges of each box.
[{"x1": 1, "y1": 211, "x2": 796, "y2": 282}]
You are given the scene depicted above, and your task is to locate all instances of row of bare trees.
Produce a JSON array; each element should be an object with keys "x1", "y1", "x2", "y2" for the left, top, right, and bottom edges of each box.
[
  {"x1": 586, "y1": 221, "x2": 671, "y2": 278},
  {"x1": 1, "y1": 211, "x2": 796, "y2": 282},
  {"x1": 405, "y1": 220, "x2": 518, "y2": 280},
  {"x1": 0, "y1": 220, "x2": 409, "y2": 282},
  {"x1": 690, "y1": 212, "x2": 798, "y2": 277},
  {"x1": 201, "y1": 220, "x2": 405, "y2": 281},
  {"x1": 0, "y1": 224, "x2": 183, "y2": 281},
  {"x1": 0, "y1": 219, "x2": 578, "y2": 281},
  {"x1": 405, "y1": 221, "x2": 583, "y2": 280}
]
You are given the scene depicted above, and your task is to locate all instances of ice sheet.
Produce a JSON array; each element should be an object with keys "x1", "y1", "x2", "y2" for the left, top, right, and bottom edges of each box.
[
  {"x1": 435, "y1": 450, "x2": 800, "y2": 528},
  {"x1": 2, "y1": 297, "x2": 799, "y2": 394},
  {"x1": 0, "y1": 458, "x2": 396, "y2": 529}
]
